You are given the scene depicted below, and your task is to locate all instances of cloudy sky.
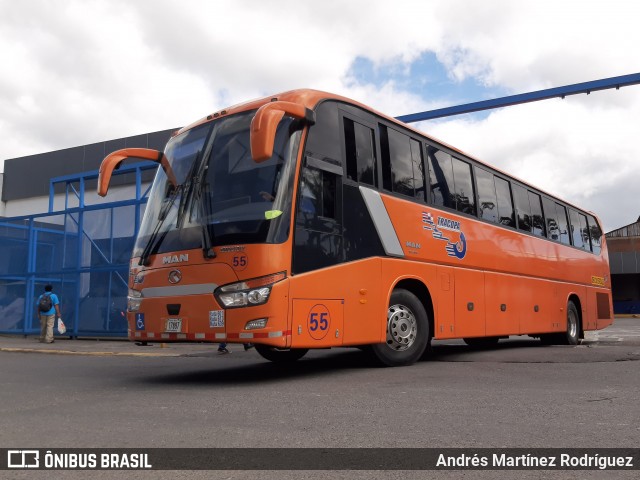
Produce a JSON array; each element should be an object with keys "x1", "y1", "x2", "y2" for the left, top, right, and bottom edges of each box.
[{"x1": 1, "y1": 0, "x2": 639, "y2": 231}]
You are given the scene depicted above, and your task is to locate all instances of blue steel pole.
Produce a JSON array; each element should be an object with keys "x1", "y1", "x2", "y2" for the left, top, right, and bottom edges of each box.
[{"x1": 396, "y1": 72, "x2": 640, "y2": 123}]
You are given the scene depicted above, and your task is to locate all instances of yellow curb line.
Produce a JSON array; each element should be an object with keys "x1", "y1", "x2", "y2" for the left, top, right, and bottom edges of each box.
[{"x1": 0, "y1": 347, "x2": 181, "y2": 357}]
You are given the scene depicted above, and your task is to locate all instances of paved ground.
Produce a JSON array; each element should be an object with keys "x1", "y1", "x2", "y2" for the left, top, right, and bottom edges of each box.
[{"x1": 1, "y1": 317, "x2": 638, "y2": 480}]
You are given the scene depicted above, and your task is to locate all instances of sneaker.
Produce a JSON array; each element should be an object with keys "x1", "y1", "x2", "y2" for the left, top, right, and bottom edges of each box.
[
  {"x1": 243, "y1": 343, "x2": 254, "y2": 351},
  {"x1": 217, "y1": 347, "x2": 230, "y2": 354}
]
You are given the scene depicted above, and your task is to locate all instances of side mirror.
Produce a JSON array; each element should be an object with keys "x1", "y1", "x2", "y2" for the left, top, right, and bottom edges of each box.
[
  {"x1": 97, "y1": 148, "x2": 177, "y2": 196},
  {"x1": 250, "y1": 101, "x2": 315, "y2": 162}
]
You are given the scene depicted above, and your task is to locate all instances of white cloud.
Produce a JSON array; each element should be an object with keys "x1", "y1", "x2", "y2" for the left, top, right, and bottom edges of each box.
[{"x1": 0, "y1": 0, "x2": 639, "y2": 230}]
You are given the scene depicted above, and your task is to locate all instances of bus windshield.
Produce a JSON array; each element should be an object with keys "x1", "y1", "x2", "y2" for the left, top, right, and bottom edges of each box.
[{"x1": 133, "y1": 110, "x2": 302, "y2": 260}]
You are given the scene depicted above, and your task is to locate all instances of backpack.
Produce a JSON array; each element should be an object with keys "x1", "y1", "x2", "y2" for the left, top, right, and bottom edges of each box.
[{"x1": 38, "y1": 293, "x2": 53, "y2": 312}]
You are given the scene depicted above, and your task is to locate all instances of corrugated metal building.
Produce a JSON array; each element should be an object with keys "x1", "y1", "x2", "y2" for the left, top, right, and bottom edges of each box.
[
  {"x1": 607, "y1": 218, "x2": 640, "y2": 314},
  {"x1": 0, "y1": 129, "x2": 174, "y2": 336}
]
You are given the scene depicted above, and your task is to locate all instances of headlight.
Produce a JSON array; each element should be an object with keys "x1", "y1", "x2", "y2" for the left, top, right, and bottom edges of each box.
[
  {"x1": 215, "y1": 272, "x2": 286, "y2": 308},
  {"x1": 127, "y1": 288, "x2": 142, "y2": 312}
]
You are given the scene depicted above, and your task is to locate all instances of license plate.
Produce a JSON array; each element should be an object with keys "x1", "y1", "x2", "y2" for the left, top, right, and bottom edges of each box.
[
  {"x1": 165, "y1": 318, "x2": 182, "y2": 332},
  {"x1": 209, "y1": 310, "x2": 225, "y2": 328}
]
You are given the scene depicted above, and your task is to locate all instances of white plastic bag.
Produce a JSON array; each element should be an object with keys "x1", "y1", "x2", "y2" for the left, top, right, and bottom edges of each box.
[{"x1": 57, "y1": 317, "x2": 66, "y2": 335}]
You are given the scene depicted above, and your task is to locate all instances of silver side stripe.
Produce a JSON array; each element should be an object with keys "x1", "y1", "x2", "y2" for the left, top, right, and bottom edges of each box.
[
  {"x1": 359, "y1": 186, "x2": 405, "y2": 257},
  {"x1": 141, "y1": 283, "x2": 218, "y2": 298}
]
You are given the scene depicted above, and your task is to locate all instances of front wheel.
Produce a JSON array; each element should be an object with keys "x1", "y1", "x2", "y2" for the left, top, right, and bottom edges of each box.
[
  {"x1": 254, "y1": 345, "x2": 308, "y2": 363},
  {"x1": 370, "y1": 289, "x2": 430, "y2": 367}
]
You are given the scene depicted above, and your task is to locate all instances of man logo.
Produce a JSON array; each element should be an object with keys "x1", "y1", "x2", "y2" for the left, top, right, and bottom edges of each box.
[
  {"x1": 162, "y1": 254, "x2": 189, "y2": 265},
  {"x1": 168, "y1": 270, "x2": 182, "y2": 284}
]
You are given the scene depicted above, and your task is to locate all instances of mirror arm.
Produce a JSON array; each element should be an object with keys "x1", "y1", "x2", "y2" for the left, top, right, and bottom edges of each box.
[
  {"x1": 250, "y1": 101, "x2": 315, "y2": 161},
  {"x1": 97, "y1": 148, "x2": 177, "y2": 197}
]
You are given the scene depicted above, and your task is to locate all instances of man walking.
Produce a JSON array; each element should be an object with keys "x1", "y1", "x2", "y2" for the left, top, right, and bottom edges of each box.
[{"x1": 36, "y1": 284, "x2": 61, "y2": 343}]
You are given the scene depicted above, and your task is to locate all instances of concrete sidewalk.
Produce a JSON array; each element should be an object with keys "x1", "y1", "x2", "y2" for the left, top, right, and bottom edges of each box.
[{"x1": 0, "y1": 334, "x2": 223, "y2": 357}]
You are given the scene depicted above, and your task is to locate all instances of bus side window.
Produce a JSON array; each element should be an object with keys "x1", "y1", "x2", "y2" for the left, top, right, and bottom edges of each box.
[
  {"x1": 451, "y1": 157, "x2": 476, "y2": 216},
  {"x1": 555, "y1": 203, "x2": 571, "y2": 245},
  {"x1": 542, "y1": 197, "x2": 559, "y2": 241},
  {"x1": 344, "y1": 118, "x2": 376, "y2": 186},
  {"x1": 427, "y1": 147, "x2": 455, "y2": 209},
  {"x1": 494, "y1": 176, "x2": 515, "y2": 227},
  {"x1": 380, "y1": 126, "x2": 425, "y2": 200},
  {"x1": 512, "y1": 184, "x2": 532, "y2": 232},
  {"x1": 528, "y1": 191, "x2": 545, "y2": 237},
  {"x1": 475, "y1": 167, "x2": 498, "y2": 223},
  {"x1": 568, "y1": 209, "x2": 586, "y2": 249},
  {"x1": 410, "y1": 139, "x2": 426, "y2": 202},
  {"x1": 587, "y1": 215, "x2": 602, "y2": 255},
  {"x1": 382, "y1": 126, "x2": 413, "y2": 196},
  {"x1": 297, "y1": 166, "x2": 337, "y2": 221},
  {"x1": 577, "y1": 211, "x2": 591, "y2": 251}
]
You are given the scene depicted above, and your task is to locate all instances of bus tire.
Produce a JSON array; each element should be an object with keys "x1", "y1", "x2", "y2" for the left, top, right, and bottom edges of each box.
[
  {"x1": 463, "y1": 336, "x2": 500, "y2": 348},
  {"x1": 254, "y1": 345, "x2": 308, "y2": 363},
  {"x1": 563, "y1": 301, "x2": 581, "y2": 345},
  {"x1": 371, "y1": 289, "x2": 430, "y2": 367}
]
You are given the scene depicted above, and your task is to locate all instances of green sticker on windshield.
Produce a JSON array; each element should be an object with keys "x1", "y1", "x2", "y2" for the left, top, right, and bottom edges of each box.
[{"x1": 265, "y1": 210, "x2": 283, "y2": 220}]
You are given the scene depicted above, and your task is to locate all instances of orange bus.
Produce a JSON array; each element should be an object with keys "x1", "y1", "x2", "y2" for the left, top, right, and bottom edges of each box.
[{"x1": 98, "y1": 89, "x2": 613, "y2": 366}]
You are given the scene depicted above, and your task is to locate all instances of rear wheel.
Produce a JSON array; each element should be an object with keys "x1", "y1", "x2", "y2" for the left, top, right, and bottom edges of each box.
[
  {"x1": 562, "y1": 301, "x2": 581, "y2": 345},
  {"x1": 254, "y1": 345, "x2": 308, "y2": 363},
  {"x1": 539, "y1": 300, "x2": 581, "y2": 345},
  {"x1": 371, "y1": 289, "x2": 430, "y2": 367}
]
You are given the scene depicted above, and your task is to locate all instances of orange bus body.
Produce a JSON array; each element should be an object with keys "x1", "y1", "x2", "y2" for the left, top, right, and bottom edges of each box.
[{"x1": 100, "y1": 89, "x2": 613, "y2": 365}]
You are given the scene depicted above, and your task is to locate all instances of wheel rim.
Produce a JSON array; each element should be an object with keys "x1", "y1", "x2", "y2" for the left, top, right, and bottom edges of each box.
[
  {"x1": 567, "y1": 308, "x2": 578, "y2": 339},
  {"x1": 386, "y1": 304, "x2": 417, "y2": 351}
]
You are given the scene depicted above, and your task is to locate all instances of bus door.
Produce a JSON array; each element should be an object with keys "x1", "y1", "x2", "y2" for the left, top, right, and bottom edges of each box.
[{"x1": 291, "y1": 150, "x2": 345, "y2": 348}]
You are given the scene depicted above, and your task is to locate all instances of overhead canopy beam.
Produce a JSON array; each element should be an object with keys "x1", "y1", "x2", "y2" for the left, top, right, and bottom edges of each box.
[{"x1": 396, "y1": 72, "x2": 640, "y2": 123}]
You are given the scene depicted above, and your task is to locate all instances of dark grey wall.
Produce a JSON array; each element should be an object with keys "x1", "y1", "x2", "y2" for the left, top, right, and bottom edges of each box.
[{"x1": 2, "y1": 128, "x2": 177, "y2": 202}]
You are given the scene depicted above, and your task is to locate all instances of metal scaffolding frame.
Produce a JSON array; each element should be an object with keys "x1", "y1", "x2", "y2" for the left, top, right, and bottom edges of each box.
[{"x1": 0, "y1": 161, "x2": 156, "y2": 337}]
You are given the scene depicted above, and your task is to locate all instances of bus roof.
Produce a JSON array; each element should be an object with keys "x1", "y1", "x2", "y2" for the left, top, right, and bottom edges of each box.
[{"x1": 177, "y1": 89, "x2": 599, "y2": 223}]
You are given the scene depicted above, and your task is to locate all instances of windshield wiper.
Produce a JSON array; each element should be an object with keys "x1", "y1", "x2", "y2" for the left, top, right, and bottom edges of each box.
[
  {"x1": 139, "y1": 151, "x2": 204, "y2": 266},
  {"x1": 195, "y1": 179, "x2": 216, "y2": 259},
  {"x1": 139, "y1": 184, "x2": 183, "y2": 266}
]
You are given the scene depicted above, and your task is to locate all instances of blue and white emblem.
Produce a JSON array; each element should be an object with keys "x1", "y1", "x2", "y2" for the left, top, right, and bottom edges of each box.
[
  {"x1": 135, "y1": 313, "x2": 145, "y2": 331},
  {"x1": 422, "y1": 212, "x2": 468, "y2": 260}
]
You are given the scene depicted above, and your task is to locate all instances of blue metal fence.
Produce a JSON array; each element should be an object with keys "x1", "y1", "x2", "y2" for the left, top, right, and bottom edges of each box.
[{"x1": 0, "y1": 162, "x2": 157, "y2": 337}]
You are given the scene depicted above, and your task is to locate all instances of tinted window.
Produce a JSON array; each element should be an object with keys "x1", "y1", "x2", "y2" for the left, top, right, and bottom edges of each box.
[
  {"x1": 587, "y1": 215, "x2": 602, "y2": 255},
  {"x1": 451, "y1": 157, "x2": 476, "y2": 215},
  {"x1": 528, "y1": 191, "x2": 545, "y2": 237},
  {"x1": 297, "y1": 166, "x2": 339, "y2": 226},
  {"x1": 388, "y1": 128, "x2": 414, "y2": 196},
  {"x1": 476, "y1": 167, "x2": 498, "y2": 223},
  {"x1": 542, "y1": 197, "x2": 559, "y2": 241},
  {"x1": 512, "y1": 184, "x2": 531, "y2": 232},
  {"x1": 344, "y1": 118, "x2": 376, "y2": 186},
  {"x1": 305, "y1": 101, "x2": 341, "y2": 164},
  {"x1": 573, "y1": 211, "x2": 591, "y2": 251},
  {"x1": 494, "y1": 177, "x2": 515, "y2": 227},
  {"x1": 556, "y1": 203, "x2": 571, "y2": 245},
  {"x1": 411, "y1": 139, "x2": 426, "y2": 201},
  {"x1": 568, "y1": 208, "x2": 585, "y2": 248},
  {"x1": 427, "y1": 147, "x2": 454, "y2": 208}
]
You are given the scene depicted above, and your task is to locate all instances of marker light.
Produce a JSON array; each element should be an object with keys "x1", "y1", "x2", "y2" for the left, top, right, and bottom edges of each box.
[
  {"x1": 215, "y1": 272, "x2": 286, "y2": 308},
  {"x1": 245, "y1": 318, "x2": 268, "y2": 330}
]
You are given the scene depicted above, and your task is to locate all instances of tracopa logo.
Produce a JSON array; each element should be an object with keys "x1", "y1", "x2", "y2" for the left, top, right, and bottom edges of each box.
[{"x1": 8, "y1": 450, "x2": 39, "y2": 468}]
